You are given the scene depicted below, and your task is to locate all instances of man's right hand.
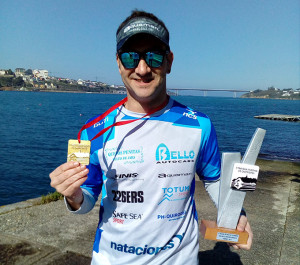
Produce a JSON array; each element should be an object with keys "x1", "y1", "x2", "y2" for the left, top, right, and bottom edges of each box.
[{"x1": 49, "y1": 161, "x2": 89, "y2": 210}]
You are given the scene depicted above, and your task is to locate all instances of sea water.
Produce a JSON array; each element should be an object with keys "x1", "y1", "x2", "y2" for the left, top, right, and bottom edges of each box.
[{"x1": 0, "y1": 91, "x2": 299, "y2": 205}]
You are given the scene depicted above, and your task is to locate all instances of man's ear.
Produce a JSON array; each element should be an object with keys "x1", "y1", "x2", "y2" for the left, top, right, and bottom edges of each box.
[
  {"x1": 116, "y1": 53, "x2": 122, "y2": 74},
  {"x1": 166, "y1": 51, "x2": 174, "y2": 74}
]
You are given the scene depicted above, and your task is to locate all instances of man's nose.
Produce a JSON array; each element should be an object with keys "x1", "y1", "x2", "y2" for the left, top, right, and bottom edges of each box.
[{"x1": 135, "y1": 58, "x2": 151, "y2": 76}]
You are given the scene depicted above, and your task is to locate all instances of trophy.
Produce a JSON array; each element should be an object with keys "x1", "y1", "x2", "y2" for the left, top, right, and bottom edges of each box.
[{"x1": 200, "y1": 128, "x2": 266, "y2": 244}]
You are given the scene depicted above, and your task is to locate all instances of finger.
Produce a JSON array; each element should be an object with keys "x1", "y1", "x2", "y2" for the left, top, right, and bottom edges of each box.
[
  {"x1": 63, "y1": 167, "x2": 89, "y2": 189},
  {"x1": 53, "y1": 167, "x2": 89, "y2": 193},
  {"x1": 229, "y1": 244, "x2": 239, "y2": 250},
  {"x1": 235, "y1": 222, "x2": 253, "y2": 250},
  {"x1": 50, "y1": 161, "x2": 80, "y2": 179},
  {"x1": 62, "y1": 175, "x2": 89, "y2": 198},
  {"x1": 228, "y1": 218, "x2": 253, "y2": 250},
  {"x1": 50, "y1": 164, "x2": 87, "y2": 188},
  {"x1": 236, "y1": 215, "x2": 248, "y2": 231}
]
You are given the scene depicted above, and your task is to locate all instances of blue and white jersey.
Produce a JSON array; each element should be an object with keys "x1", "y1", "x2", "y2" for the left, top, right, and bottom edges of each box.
[{"x1": 79, "y1": 98, "x2": 220, "y2": 265}]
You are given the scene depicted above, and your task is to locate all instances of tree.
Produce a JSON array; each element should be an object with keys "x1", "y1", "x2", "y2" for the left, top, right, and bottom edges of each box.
[
  {"x1": 25, "y1": 69, "x2": 33, "y2": 75},
  {"x1": 6, "y1": 69, "x2": 14, "y2": 75},
  {"x1": 253, "y1": 89, "x2": 262, "y2": 93},
  {"x1": 12, "y1": 76, "x2": 25, "y2": 87},
  {"x1": 0, "y1": 76, "x2": 13, "y2": 87}
]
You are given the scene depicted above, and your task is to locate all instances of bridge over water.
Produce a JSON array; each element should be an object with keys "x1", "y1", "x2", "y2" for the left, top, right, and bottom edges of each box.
[{"x1": 167, "y1": 88, "x2": 251, "y2": 97}]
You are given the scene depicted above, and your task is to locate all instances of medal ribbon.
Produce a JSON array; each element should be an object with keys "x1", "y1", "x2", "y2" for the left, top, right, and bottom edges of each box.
[{"x1": 77, "y1": 96, "x2": 168, "y2": 143}]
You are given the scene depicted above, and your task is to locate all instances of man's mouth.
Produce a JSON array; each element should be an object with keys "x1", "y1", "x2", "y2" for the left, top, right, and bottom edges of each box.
[{"x1": 133, "y1": 78, "x2": 153, "y2": 84}]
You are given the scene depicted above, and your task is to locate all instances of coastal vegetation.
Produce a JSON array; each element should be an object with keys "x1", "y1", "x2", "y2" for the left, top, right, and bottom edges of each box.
[
  {"x1": 39, "y1": 191, "x2": 64, "y2": 204},
  {"x1": 0, "y1": 76, "x2": 25, "y2": 88},
  {"x1": 242, "y1": 86, "x2": 300, "y2": 100}
]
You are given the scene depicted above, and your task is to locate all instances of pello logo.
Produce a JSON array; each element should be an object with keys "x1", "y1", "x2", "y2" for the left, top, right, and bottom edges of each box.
[
  {"x1": 110, "y1": 233, "x2": 185, "y2": 256},
  {"x1": 158, "y1": 186, "x2": 190, "y2": 205},
  {"x1": 155, "y1": 143, "x2": 195, "y2": 164}
]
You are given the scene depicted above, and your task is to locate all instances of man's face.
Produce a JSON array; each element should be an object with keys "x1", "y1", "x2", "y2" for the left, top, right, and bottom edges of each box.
[{"x1": 117, "y1": 34, "x2": 173, "y2": 106}]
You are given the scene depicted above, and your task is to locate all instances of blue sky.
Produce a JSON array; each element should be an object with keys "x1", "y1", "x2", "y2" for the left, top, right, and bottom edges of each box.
[{"x1": 1, "y1": 0, "x2": 299, "y2": 93}]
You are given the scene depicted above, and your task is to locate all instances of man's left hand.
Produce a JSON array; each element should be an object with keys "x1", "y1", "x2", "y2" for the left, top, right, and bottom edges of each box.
[{"x1": 229, "y1": 215, "x2": 253, "y2": 250}]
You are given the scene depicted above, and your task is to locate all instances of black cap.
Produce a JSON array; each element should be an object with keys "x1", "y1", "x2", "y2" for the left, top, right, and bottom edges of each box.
[{"x1": 116, "y1": 17, "x2": 169, "y2": 51}]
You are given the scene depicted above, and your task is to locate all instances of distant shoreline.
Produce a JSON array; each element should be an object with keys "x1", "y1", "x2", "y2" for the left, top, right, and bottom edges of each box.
[
  {"x1": 2, "y1": 88, "x2": 300, "y2": 100},
  {"x1": 242, "y1": 96, "x2": 300, "y2": 100},
  {"x1": 0, "y1": 87, "x2": 126, "y2": 95}
]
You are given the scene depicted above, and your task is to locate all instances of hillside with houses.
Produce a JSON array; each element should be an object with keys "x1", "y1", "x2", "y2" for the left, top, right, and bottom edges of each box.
[
  {"x1": 241, "y1": 86, "x2": 300, "y2": 100},
  {"x1": 0, "y1": 68, "x2": 126, "y2": 94}
]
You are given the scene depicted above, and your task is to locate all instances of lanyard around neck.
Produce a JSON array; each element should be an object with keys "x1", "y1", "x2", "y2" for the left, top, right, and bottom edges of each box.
[{"x1": 77, "y1": 97, "x2": 168, "y2": 143}]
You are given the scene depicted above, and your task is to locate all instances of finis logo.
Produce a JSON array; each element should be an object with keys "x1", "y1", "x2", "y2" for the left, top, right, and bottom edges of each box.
[
  {"x1": 155, "y1": 143, "x2": 195, "y2": 164},
  {"x1": 183, "y1": 108, "x2": 197, "y2": 119},
  {"x1": 114, "y1": 173, "x2": 138, "y2": 179}
]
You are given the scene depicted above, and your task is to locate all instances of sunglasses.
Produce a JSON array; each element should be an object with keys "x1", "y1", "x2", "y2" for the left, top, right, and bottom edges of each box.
[{"x1": 118, "y1": 51, "x2": 169, "y2": 69}]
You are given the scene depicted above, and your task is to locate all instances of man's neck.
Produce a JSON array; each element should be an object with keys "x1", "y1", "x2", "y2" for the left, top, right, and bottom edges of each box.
[{"x1": 124, "y1": 94, "x2": 169, "y2": 113}]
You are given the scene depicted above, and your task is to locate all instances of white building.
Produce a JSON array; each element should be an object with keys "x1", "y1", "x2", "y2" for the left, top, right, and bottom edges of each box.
[
  {"x1": 15, "y1": 68, "x2": 26, "y2": 77},
  {"x1": 77, "y1": 79, "x2": 85, "y2": 85},
  {"x1": 33, "y1": 69, "x2": 49, "y2": 79}
]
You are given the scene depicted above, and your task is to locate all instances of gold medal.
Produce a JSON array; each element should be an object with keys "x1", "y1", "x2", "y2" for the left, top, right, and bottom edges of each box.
[{"x1": 67, "y1": 139, "x2": 91, "y2": 165}]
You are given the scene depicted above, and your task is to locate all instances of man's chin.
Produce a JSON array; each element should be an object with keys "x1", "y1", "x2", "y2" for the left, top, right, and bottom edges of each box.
[
  {"x1": 132, "y1": 81, "x2": 154, "y2": 90},
  {"x1": 130, "y1": 85, "x2": 155, "y2": 97}
]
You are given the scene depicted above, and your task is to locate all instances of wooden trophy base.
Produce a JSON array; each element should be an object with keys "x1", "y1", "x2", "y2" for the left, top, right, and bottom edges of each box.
[{"x1": 200, "y1": 220, "x2": 248, "y2": 244}]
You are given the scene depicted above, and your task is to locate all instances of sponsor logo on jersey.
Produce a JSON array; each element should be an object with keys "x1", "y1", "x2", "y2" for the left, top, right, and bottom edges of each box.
[
  {"x1": 114, "y1": 173, "x2": 138, "y2": 179},
  {"x1": 112, "y1": 211, "x2": 143, "y2": 224},
  {"x1": 113, "y1": 218, "x2": 124, "y2": 224},
  {"x1": 157, "y1": 210, "x2": 187, "y2": 221},
  {"x1": 110, "y1": 233, "x2": 185, "y2": 256},
  {"x1": 112, "y1": 172, "x2": 143, "y2": 181},
  {"x1": 105, "y1": 147, "x2": 144, "y2": 164},
  {"x1": 93, "y1": 117, "x2": 109, "y2": 128},
  {"x1": 155, "y1": 143, "x2": 195, "y2": 164},
  {"x1": 183, "y1": 109, "x2": 197, "y2": 119},
  {"x1": 158, "y1": 172, "x2": 192, "y2": 178},
  {"x1": 158, "y1": 186, "x2": 190, "y2": 205},
  {"x1": 112, "y1": 190, "x2": 144, "y2": 203}
]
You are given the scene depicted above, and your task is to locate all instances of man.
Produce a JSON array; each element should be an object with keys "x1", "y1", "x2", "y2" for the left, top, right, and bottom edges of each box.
[{"x1": 50, "y1": 10, "x2": 252, "y2": 265}]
